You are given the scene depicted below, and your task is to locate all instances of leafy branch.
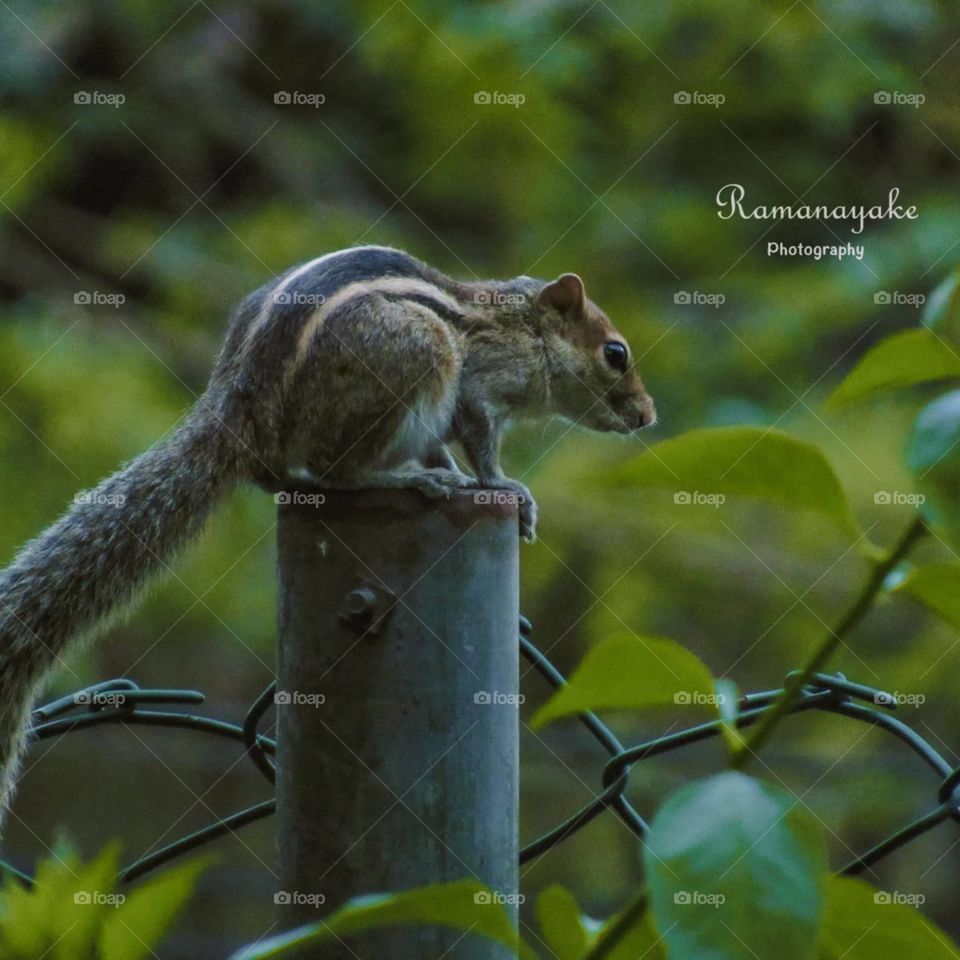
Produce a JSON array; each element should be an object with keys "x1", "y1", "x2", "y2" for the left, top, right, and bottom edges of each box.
[{"x1": 731, "y1": 513, "x2": 927, "y2": 770}]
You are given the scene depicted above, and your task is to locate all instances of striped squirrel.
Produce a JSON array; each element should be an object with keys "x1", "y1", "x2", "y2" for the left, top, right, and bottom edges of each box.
[{"x1": 0, "y1": 245, "x2": 656, "y2": 819}]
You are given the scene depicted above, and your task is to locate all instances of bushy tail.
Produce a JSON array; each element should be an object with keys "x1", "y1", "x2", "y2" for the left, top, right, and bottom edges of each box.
[{"x1": 0, "y1": 396, "x2": 246, "y2": 816}]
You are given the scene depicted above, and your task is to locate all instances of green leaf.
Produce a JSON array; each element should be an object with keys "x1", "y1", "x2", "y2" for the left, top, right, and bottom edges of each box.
[
  {"x1": 536, "y1": 886, "x2": 589, "y2": 960},
  {"x1": 590, "y1": 905, "x2": 667, "y2": 960},
  {"x1": 922, "y1": 269, "x2": 960, "y2": 338},
  {"x1": 892, "y1": 563, "x2": 960, "y2": 631},
  {"x1": 603, "y1": 427, "x2": 860, "y2": 539},
  {"x1": 907, "y1": 390, "x2": 960, "y2": 548},
  {"x1": 228, "y1": 880, "x2": 535, "y2": 960},
  {"x1": 827, "y1": 329, "x2": 960, "y2": 408},
  {"x1": 531, "y1": 633, "x2": 717, "y2": 729},
  {"x1": 100, "y1": 856, "x2": 211, "y2": 960},
  {"x1": 0, "y1": 844, "x2": 120, "y2": 960},
  {"x1": 363, "y1": 884, "x2": 665, "y2": 960},
  {"x1": 819, "y1": 876, "x2": 959, "y2": 958},
  {"x1": 58, "y1": 845, "x2": 123, "y2": 960},
  {"x1": 644, "y1": 772, "x2": 827, "y2": 960}
]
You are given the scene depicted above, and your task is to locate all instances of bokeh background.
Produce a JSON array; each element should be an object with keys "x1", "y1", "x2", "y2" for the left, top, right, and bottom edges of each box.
[{"x1": 3, "y1": 1, "x2": 960, "y2": 956}]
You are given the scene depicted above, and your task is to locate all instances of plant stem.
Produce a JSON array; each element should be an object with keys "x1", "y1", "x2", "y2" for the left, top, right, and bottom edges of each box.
[
  {"x1": 584, "y1": 890, "x2": 649, "y2": 960},
  {"x1": 731, "y1": 513, "x2": 927, "y2": 770}
]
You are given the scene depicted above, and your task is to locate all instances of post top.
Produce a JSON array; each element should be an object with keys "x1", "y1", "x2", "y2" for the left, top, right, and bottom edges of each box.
[{"x1": 274, "y1": 486, "x2": 520, "y2": 527}]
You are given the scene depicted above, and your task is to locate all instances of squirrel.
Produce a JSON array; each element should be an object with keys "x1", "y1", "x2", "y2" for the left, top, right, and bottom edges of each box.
[{"x1": 0, "y1": 245, "x2": 655, "y2": 820}]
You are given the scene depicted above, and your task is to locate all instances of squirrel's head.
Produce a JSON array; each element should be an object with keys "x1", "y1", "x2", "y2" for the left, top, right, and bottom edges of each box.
[{"x1": 535, "y1": 273, "x2": 657, "y2": 434}]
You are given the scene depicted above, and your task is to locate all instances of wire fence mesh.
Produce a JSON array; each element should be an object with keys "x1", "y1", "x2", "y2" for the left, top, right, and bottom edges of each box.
[{"x1": 4, "y1": 614, "x2": 957, "y2": 892}]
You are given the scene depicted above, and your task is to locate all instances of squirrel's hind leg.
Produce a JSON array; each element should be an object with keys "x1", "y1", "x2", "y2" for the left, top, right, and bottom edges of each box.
[
  {"x1": 422, "y1": 442, "x2": 470, "y2": 474},
  {"x1": 291, "y1": 296, "x2": 462, "y2": 479}
]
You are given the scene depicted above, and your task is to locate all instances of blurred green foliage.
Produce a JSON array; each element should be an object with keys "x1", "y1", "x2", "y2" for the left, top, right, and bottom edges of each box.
[
  {"x1": 3, "y1": 0, "x2": 960, "y2": 955},
  {"x1": 0, "y1": 843, "x2": 208, "y2": 959}
]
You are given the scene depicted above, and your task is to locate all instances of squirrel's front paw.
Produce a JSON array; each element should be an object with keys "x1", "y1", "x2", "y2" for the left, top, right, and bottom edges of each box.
[{"x1": 483, "y1": 478, "x2": 537, "y2": 542}]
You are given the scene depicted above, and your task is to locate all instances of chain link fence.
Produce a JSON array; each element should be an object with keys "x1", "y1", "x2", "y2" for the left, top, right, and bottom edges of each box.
[{"x1": 3, "y1": 614, "x2": 957, "y2": 894}]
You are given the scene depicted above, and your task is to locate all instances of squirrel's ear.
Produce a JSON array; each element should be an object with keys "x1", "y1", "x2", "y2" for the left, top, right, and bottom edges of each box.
[{"x1": 536, "y1": 273, "x2": 585, "y2": 316}]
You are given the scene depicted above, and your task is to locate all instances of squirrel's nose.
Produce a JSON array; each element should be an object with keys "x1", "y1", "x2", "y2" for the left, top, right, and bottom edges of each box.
[{"x1": 637, "y1": 400, "x2": 657, "y2": 429}]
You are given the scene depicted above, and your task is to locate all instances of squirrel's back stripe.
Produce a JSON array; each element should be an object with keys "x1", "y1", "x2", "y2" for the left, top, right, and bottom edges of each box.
[
  {"x1": 293, "y1": 277, "x2": 463, "y2": 367},
  {"x1": 384, "y1": 292, "x2": 466, "y2": 327},
  {"x1": 244, "y1": 246, "x2": 447, "y2": 348}
]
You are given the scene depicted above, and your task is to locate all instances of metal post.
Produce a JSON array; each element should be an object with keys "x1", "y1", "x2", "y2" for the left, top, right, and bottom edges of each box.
[{"x1": 275, "y1": 488, "x2": 520, "y2": 959}]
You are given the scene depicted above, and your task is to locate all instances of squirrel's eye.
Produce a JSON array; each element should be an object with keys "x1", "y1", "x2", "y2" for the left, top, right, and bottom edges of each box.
[{"x1": 603, "y1": 341, "x2": 628, "y2": 372}]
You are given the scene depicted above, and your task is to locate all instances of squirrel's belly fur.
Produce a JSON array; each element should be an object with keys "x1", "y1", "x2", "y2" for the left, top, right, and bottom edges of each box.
[{"x1": 0, "y1": 244, "x2": 655, "y2": 824}]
